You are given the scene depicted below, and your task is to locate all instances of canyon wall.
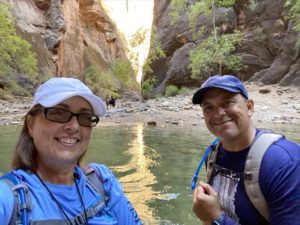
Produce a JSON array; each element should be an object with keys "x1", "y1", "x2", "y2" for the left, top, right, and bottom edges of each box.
[
  {"x1": 9, "y1": 0, "x2": 127, "y2": 80},
  {"x1": 145, "y1": 0, "x2": 300, "y2": 96}
]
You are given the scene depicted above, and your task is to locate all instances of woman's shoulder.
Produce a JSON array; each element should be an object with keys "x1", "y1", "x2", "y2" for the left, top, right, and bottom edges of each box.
[
  {"x1": 0, "y1": 175, "x2": 15, "y2": 197},
  {"x1": 85, "y1": 163, "x2": 125, "y2": 202},
  {"x1": 85, "y1": 163, "x2": 122, "y2": 191},
  {"x1": 87, "y1": 163, "x2": 114, "y2": 180},
  {"x1": 0, "y1": 172, "x2": 18, "y2": 224}
]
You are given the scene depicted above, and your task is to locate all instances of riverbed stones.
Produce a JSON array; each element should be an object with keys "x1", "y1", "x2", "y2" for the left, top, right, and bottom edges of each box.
[{"x1": 0, "y1": 85, "x2": 299, "y2": 126}]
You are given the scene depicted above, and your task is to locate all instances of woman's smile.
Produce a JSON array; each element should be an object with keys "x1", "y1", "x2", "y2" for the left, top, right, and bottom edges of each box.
[{"x1": 56, "y1": 137, "x2": 79, "y2": 146}]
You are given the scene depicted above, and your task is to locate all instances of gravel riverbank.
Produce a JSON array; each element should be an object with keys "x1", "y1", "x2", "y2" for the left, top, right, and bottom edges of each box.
[{"x1": 1, "y1": 84, "x2": 299, "y2": 126}]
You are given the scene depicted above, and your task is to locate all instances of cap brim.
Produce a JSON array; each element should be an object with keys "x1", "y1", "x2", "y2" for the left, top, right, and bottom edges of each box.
[
  {"x1": 38, "y1": 92, "x2": 106, "y2": 117},
  {"x1": 192, "y1": 87, "x2": 211, "y2": 104}
]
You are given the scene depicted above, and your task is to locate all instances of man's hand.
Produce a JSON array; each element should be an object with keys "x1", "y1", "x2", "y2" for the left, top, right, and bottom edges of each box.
[{"x1": 192, "y1": 182, "x2": 222, "y2": 223}]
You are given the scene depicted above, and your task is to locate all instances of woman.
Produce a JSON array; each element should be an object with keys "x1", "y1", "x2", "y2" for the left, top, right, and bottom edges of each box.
[{"x1": 0, "y1": 77, "x2": 142, "y2": 225}]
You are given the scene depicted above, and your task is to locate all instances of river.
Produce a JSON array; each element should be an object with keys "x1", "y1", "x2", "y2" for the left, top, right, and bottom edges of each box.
[{"x1": 0, "y1": 123, "x2": 299, "y2": 224}]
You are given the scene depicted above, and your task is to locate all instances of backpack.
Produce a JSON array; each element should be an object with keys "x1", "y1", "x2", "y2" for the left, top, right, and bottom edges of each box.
[
  {"x1": 0, "y1": 165, "x2": 109, "y2": 225},
  {"x1": 206, "y1": 131, "x2": 283, "y2": 222}
]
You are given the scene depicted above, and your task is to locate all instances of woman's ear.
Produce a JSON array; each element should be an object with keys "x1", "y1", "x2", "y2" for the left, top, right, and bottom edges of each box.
[{"x1": 27, "y1": 116, "x2": 35, "y2": 137}]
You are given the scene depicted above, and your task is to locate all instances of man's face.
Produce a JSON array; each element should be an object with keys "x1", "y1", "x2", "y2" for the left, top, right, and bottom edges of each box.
[{"x1": 201, "y1": 88, "x2": 254, "y2": 142}]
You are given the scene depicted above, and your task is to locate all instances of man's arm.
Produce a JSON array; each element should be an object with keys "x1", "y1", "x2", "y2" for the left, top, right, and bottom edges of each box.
[{"x1": 260, "y1": 140, "x2": 300, "y2": 224}]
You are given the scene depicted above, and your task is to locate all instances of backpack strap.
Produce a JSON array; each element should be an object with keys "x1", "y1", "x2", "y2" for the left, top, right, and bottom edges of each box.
[
  {"x1": 1, "y1": 167, "x2": 109, "y2": 225},
  {"x1": 205, "y1": 131, "x2": 283, "y2": 221},
  {"x1": 0, "y1": 172, "x2": 32, "y2": 225},
  {"x1": 0, "y1": 177, "x2": 20, "y2": 225},
  {"x1": 84, "y1": 165, "x2": 109, "y2": 204},
  {"x1": 206, "y1": 142, "x2": 221, "y2": 184},
  {"x1": 30, "y1": 197, "x2": 107, "y2": 225},
  {"x1": 244, "y1": 131, "x2": 283, "y2": 222}
]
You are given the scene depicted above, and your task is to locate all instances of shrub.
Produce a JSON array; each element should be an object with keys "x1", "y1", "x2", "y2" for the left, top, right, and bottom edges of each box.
[
  {"x1": 165, "y1": 85, "x2": 179, "y2": 97},
  {"x1": 142, "y1": 76, "x2": 157, "y2": 99},
  {"x1": 178, "y1": 86, "x2": 189, "y2": 95}
]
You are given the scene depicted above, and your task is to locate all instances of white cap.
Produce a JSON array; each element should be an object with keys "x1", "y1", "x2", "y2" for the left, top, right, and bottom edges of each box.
[{"x1": 32, "y1": 77, "x2": 106, "y2": 116}]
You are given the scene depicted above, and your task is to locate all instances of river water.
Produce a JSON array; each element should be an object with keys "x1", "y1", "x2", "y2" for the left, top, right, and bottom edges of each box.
[{"x1": 0, "y1": 123, "x2": 299, "y2": 224}]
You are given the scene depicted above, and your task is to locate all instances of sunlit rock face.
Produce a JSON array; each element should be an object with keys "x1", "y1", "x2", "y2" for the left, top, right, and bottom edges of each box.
[
  {"x1": 145, "y1": 0, "x2": 300, "y2": 97},
  {"x1": 9, "y1": 0, "x2": 127, "y2": 78}
]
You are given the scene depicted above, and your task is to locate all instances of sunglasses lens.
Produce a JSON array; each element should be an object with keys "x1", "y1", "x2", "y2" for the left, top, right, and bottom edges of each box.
[
  {"x1": 46, "y1": 108, "x2": 71, "y2": 123},
  {"x1": 78, "y1": 115, "x2": 99, "y2": 127},
  {"x1": 44, "y1": 108, "x2": 99, "y2": 127}
]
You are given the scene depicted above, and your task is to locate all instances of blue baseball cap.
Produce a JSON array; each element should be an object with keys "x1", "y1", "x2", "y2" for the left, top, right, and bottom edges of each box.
[{"x1": 192, "y1": 75, "x2": 248, "y2": 104}]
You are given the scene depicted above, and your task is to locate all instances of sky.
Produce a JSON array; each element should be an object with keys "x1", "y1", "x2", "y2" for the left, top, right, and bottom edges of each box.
[{"x1": 103, "y1": 0, "x2": 154, "y2": 82}]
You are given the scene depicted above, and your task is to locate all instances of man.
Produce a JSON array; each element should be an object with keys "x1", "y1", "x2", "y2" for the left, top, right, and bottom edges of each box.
[{"x1": 191, "y1": 75, "x2": 300, "y2": 225}]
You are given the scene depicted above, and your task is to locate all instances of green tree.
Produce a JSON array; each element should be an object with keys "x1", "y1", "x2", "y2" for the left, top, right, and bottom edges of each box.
[
  {"x1": 189, "y1": 31, "x2": 243, "y2": 78},
  {"x1": 128, "y1": 28, "x2": 147, "y2": 72},
  {"x1": 169, "y1": 0, "x2": 187, "y2": 25},
  {"x1": 285, "y1": 0, "x2": 300, "y2": 46},
  {"x1": 170, "y1": 0, "x2": 244, "y2": 78},
  {"x1": 0, "y1": 2, "x2": 38, "y2": 96},
  {"x1": 143, "y1": 27, "x2": 166, "y2": 74},
  {"x1": 129, "y1": 28, "x2": 148, "y2": 48},
  {"x1": 141, "y1": 76, "x2": 157, "y2": 99},
  {"x1": 112, "y1": 58, "x2": 138, "y2": 90},
  {"x1": 84, "y1": 65, "x2": 118, "y2": 98}
]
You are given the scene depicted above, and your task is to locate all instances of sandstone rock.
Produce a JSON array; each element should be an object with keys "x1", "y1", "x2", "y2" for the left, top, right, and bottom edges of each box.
[
  {"x1": 145, "y1": 0, "x2": 300, "y2": 95},
  {"x1": 9, "y1": 0, "x2": 127, "y2": 79}
]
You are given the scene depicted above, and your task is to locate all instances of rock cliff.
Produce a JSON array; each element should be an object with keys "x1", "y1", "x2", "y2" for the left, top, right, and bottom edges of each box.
[
  {"x1": 145, "y1": 0, "x2": 300, "y2": 95},
  {"x1": 9, "y1": 0, "x2": 127, "y2": 79}
]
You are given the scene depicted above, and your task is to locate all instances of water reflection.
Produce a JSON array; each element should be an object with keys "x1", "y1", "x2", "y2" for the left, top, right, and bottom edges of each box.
[
  {"x1": 110, "y1": 124, "x2": 162, "y2": 223},
  {"x1": 1, "y1": 123, "x2": 300, "y2": 225}
]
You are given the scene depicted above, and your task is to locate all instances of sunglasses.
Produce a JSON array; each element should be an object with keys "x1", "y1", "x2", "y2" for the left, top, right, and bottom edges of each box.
[{"x1": 43, "y1": 107, "x2": 99, "y2": 127}]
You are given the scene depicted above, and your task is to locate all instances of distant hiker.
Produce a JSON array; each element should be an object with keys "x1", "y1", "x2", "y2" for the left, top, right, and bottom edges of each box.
[
  {"x1": 0, "y1": 77, "x2": 142, "y2": 225},
  {"x1": 107, "y1": 96, "x2": 116, "y2": 109},
  {"x1": 191, "y1": 75, "x2": 300, "y2": 225}
]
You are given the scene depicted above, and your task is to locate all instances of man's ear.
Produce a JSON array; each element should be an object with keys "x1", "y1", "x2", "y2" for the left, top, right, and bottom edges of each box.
[{"x1": 246, "y1": 99, "x2": 254, "y2": 115}]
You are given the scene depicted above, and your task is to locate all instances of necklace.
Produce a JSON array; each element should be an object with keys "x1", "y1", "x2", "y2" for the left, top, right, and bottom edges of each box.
[
  {"x1": 74, "y1": 174, "x2": 88, "y2": 223},
  {"x1": 34, "y1": 172, "x2": 88, "y2": 224}
]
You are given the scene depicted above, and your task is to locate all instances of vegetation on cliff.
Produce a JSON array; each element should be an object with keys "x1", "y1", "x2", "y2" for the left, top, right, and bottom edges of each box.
[
  {"x1": 84, "y1": 58, "x2": 138, "y2": 99},
  {"x1": 143, "y1": 0, "x2": 300, "y2": 98},
  {"x1": 170, "y1": 0, "x2": 244, "y2": 77},
  {"x1": 0, "y1": 2, "x2": 38, "y2": 97},
  {"x1": 285, "y1": 0, "x2": 300, "y2": 46},
  {"x1": 171, "y1": 0, "x2": 300, "y2": 77},
  {"x1": 142, "y1": 27, "x2": 166, "y2": 99}
]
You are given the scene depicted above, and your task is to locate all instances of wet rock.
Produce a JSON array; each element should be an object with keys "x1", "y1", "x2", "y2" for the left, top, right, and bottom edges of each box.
[
  {"x1": 259, "y1": 89, "x2": 271, "y2": 94},
  {"x1": 147, "y1": 121, "x2": 157, "y2": 126}
]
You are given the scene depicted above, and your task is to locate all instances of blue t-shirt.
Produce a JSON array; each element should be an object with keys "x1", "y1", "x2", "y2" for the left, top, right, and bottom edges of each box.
[
  {"x1": 210, "y1": 132, "x2": 300, "y2": 225},
  {"x1": 0, "y1": 163, "x2": 142, "y2": 225}
]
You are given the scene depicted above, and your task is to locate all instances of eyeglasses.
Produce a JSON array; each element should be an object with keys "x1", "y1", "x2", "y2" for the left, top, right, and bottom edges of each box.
[{"x1": 43, "y1": 108, "x2": 99, "y2": 127}]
